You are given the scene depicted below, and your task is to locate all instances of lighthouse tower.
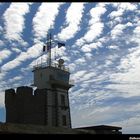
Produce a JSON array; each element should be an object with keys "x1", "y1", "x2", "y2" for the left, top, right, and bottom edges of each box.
[
  {"x1": 5, "y1": 33, "x2": 73, "y2": 128},
  {"x1": 32, "y1": 33, "x2": 73, "y2": 128}
]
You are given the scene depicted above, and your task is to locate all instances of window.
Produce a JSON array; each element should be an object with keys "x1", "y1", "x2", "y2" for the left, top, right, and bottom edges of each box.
[
  {"x1": 62, "y1": 115, "x2": 67, "y2": 126},
  {"x1": 40, "y1": 72, "x2": 42, "y2": 79},
  {"x1": 61, "y1": 94, "x2": 65, "y2": 106}
]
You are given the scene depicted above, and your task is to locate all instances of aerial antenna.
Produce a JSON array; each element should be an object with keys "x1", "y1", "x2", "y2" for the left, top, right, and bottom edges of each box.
[
  {"x1": 47, "y1": 32, "x2": 52, "y2": 67},
  {"x1": 54, "y1": 45, "x2": 57, "y2": 61},
  {"x1": 42, "y1": 28, "x2": 66, "y2": 67}
]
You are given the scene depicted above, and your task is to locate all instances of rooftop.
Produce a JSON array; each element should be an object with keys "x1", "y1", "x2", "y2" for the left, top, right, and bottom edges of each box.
[
  {"x1": 33, "y1": 61, "x2": 69, "y2": 73},
  {"x1": 76, "y1": 125, "x2": 122, "y2": 130}
]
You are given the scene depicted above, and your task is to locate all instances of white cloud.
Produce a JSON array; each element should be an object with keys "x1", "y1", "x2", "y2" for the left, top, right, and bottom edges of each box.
[
  {"x1": 75, "y1": 3, "x2": 106, "y2": 47},
  {"x1": 71, "y1": 70, "x2": 87, "y2": 82},
  {"x1": 129, "y1": 26, "x2": 139, "y2": 41},
  {"x1": 107, "y1": 17, "x2": 123, "y2": 29},
  {"x1": 81, "y1": 41, "x2": 102, "y2": 52},
  {"x1": 104, "y1": 54, "x2": 119, "y2": 67},
  {"x1": 0, "y1": 71, "x2": 7, "y2": 80},
  {"x1": 57, "y1": 3, "x2": 85, "y2": 41},
  {"x1": 0, "y1": 73, "x2": 8, "y2": 107},
  {"x1": 110, "y1": 22, "x2": 134, "y2": 39},
  {"x1": 0, "y1": 49, "x2": 12, "y2": 64},
  {"x1": 0, "y1": 92, "x2": 4, "y2": 108},
  {"x1": 1, "y1": 42, "x2": 43, "y2": 71},
  {"x1": 0, "y1": 40, "x2": 4, "y2": 47},
  {"x1": 133, "y1": 26, "x2": 140, "y2": 36},
  {"x1": 33, "y1": 3, "x2": 63, "y2": 41},
  {"x1": 107, "y1": 45, "x2": 119, "y2": 50},
  {"x1": 8, "y1": 76, "x2": 23, "y2": 83},
  {"x1": 108, "y1": 3, "x2": 137, "y2": 28},
  {"x1": 110, "y1": 23, "x2": 140, "y2": 84},
  {"x1": 11, "y1": 47, "x2": 22, "y2": 53},
  {"x1": 104, "y1": 60, "x2": 113, "y2": 66},
  {"x1": 68, "y1": 63, "x2": 76, "y2": 72},
  {"x1": 84, "y1": 23, "x2": 104, "y2": 42},
  {"x1": 110, "y1": 114, "x2": 140, "y2": 134},
  {"x1": 71, "y1": 98, "x2": 140, "y2": 132},
  {"x1": 89, "y1": 4, "x2": 106, "y2": 24},
  {"x1": 110, "y1": 3, "x2": 137, "y2": 19},
  {"x1": 56, "y1": 46, "x2": 66, "y2": 57},
  {"x1": 70, "y1": 14, "x2": 140, "y2": 130},
  {"x1": 130, "y1": 25, "x2": 140, "y2": 46},
  {"x1": 0, "y1": 2, "x2": 140, "y2": 133},
  {"x1": 75, "y1": 57, "x2": 86, "y2": 65},
  {"x1": 71, "y1": 104, "x2": 122, "y2": 128},
  {"x1": 0, "y1": 26, "x2": 3, "y2": 33},
  {"x1": 3, "y1": 3, "x2": 30, "y2": 43},
  {"x1": 29, "y1": 54, "x2": 47, "y2": 68},
  {"x1": 126, "y1": 22, "x2": 133, "y2": 27},
  {"x1": 1, "y1": 60, "x2": 21, "y2": 71},
  {"x1": 106, "y1": 83, "x2": 140, "y2": 97},
  {"x1": 107, "y1": 47, "x2": 140, "y2": 97},
  {"x1": 125, "y1": 103, "x2": 140, "y2": 112},
  {"x1": 81, "y1": 44, "x2": 91, "y2": 52},
  {"x1": 109, "y1": 9, "x2": 124, "y2": 19},
  {"x1": 118, "y1": 3, "x2": 137, "y2": 11},
  {"x1": 69, "y1": 23, "x2": 140, "y2": 130},
  {"x1": 110, "y1": 24, "x2": 126, "y2": 39},
  {"x1": 80, "y1": 71, "x2": 96, "y2": 82},
  {"x1": 84, "y1": 53, "x2": 93, "y2": 60}
]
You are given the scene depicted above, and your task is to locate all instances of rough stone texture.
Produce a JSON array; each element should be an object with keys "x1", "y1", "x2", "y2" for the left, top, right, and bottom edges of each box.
[{"x1": 5, "y1": 86, "x2": 71, "y2": 128}]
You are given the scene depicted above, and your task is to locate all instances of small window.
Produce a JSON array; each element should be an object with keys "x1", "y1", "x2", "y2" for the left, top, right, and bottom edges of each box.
[
  {"x1": 40, "y1": 73, "x2": 42, "y2": 78},
  {"x1": 62, "y1": 115, "x2": 67, "y2": 126},
  {"x1": 61, "y1": 94, "x2": 65, "y2": 106}
]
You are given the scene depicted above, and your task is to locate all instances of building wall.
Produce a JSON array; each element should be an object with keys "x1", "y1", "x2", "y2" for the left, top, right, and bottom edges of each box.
[
  {"x1": 5, "y1": 86, "x2": 71, "y2": 128},
  {"x1": 56, "y1": 88, "x2": 71, "y2": 128},
  {"x1": 33, "y1": 67, "x2": 70, "y2": 89},
  {"x1": 5, "y1": 87, "x2": 46, "y2": 125}
]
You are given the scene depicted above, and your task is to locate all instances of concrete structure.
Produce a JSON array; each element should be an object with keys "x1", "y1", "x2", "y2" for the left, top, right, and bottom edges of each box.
[
  {"x1": 5, "y1": 61, "x2": 73, "y2": 128},
  {"x1": 75, "y1": 125, "x2": 122, "y2": 134}
]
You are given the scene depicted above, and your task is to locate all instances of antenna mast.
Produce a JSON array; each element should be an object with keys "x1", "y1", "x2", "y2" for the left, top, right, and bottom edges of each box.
[{"x1": 47, "y1": 33, "x2": 52, "y2": 66}]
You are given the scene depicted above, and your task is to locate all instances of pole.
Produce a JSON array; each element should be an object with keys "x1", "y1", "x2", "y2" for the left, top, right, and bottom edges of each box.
[{"x1": 48, "y1": 33, "x2": 52, "y2": 66}]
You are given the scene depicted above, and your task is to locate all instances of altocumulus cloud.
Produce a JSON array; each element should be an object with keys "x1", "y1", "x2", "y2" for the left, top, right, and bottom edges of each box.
[{"x1": 0, "y1": 2, "x2": 140, "y2": 134}]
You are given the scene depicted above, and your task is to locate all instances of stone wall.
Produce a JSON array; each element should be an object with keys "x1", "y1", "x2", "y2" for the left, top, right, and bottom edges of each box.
[
  {"x1": 5, "y1": 86, "x2": 71, "y2": 128},
  {"x1": 5, "y1": 86, "x2": 47, "y2": 125}
]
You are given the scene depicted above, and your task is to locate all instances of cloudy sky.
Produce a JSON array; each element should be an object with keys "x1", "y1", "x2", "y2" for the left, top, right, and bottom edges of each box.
[{"x1": 0, "y1": 2, "x2": 140, "y2": 134}]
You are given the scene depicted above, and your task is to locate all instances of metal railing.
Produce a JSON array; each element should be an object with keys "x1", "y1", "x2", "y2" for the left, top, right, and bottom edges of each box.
[{"x1": 33, "y1": 62, "x2": 69, "y2": 72}]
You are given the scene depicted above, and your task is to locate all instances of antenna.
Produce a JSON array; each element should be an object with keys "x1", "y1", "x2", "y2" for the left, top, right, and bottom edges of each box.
[
  {"x1": 47, "y1": 32, "x2": 52, "y2": 67},
  {"x1": 43, "y1": 29, "x2": 66, "y2": 67},
  {"x1": 55, "y1": 45, "x2": 56, "y2": 61}
]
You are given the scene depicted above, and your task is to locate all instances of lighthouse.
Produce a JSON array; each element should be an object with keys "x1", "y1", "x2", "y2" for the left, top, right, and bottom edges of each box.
[{"x1": 5, "y1": 32, "x2": 74, "y2": 128}]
